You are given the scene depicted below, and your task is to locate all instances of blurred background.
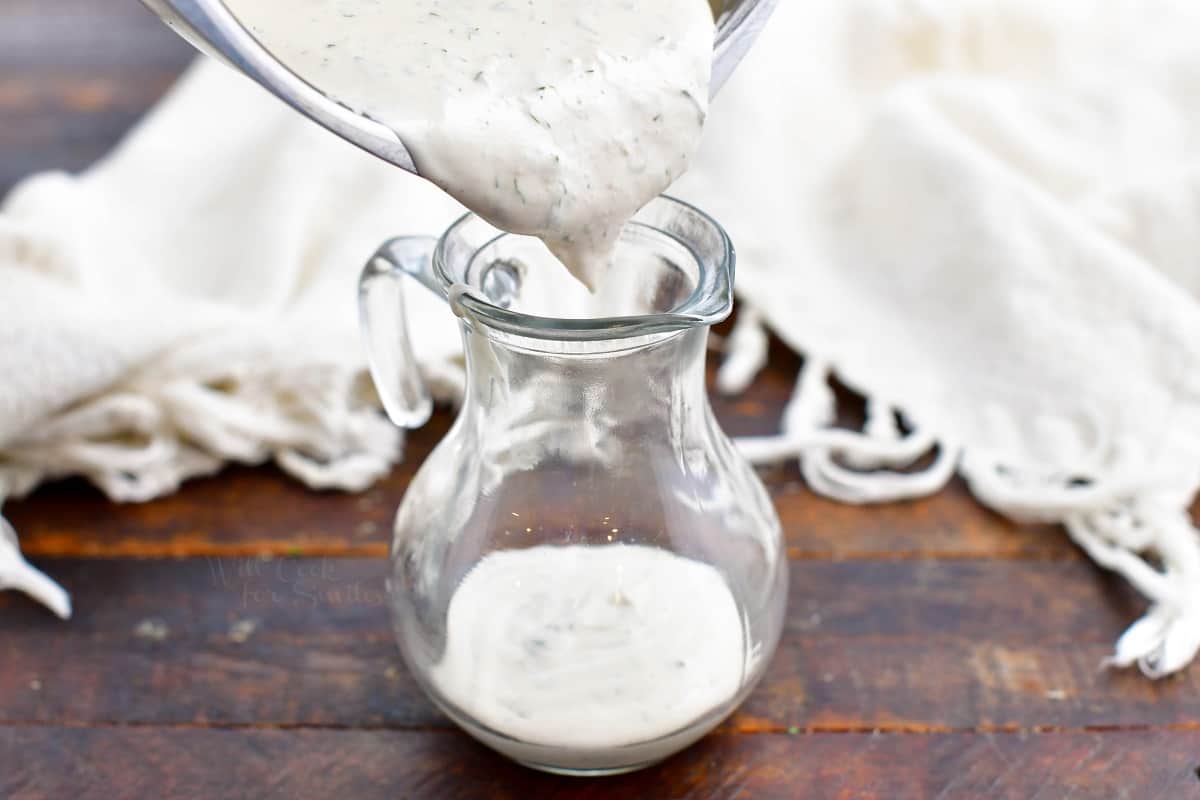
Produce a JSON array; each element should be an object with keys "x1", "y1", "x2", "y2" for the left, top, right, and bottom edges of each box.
[{"x1": 2, "y1": 1, "x2": 191, "y2": 194}]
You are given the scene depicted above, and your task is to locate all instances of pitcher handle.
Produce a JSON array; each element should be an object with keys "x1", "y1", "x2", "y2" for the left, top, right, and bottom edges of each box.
[{"x1": 358, "y1": 236, "x2": 443, "y2": 429}]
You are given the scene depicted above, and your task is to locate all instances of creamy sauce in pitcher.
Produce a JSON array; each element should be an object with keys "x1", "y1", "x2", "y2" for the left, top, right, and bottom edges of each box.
[
  {"x1": 225, "y1": 0, "x2": 714, "y2": 290},
  {"x1": 430, "y1": 544, "x2": 748, "y2": 750}
]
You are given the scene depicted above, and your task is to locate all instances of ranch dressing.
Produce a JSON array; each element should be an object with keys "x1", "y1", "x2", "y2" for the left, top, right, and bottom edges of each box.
[
  {"x1": 224, "y1": 0, "x2": 714, "y2": 290},
  {"x1": 219, "y1": 0, "x2": 742, "y2": 758},
  {"x1": 429, "y1": 544, "x2": 748, "y2": 750}
]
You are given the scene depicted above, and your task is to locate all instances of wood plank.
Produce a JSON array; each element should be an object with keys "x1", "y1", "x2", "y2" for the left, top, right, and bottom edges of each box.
[
  {"x1": 0, "y1": 70, "x2": 184, "y2": 194},
  {"x1": 8, "y1": 465, "x2": 1072, "y2": 561},
  {"x1": 1, "y1": 726, "x2": 1195, "y2": 800},
  {"x1": 0, "y1": 558, "x2": 1180, "y2": 732},
  {"x1": 0, "y1": 0, "x2": 193, "y2": 195},
  {"x1": 6, "y1": 351, "x2": 1075, "y2": 561}
]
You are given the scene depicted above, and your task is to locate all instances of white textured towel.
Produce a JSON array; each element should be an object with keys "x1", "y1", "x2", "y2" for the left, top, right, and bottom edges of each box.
[
  {"x1": 679, "y1": 0, "x2": 1200, "y2": 677},
  {"x1": 0, "y1": 63, "x2": 467, "y2": 617},
  {"x1": 4, "y1": 0, "x2": 1200, "y2": 677}
]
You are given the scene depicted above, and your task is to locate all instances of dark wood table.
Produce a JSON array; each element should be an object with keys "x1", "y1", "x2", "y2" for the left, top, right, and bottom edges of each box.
[{"x1": 3, "y1": 3, "x2": 1199, "y2": 798}]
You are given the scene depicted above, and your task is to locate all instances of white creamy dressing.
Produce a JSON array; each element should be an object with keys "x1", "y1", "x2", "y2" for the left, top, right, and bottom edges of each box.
[
  {"x1": 220, "y1": 0, "x2": 737, "y2": 753},
  {"x1": 429, "y1": 544, "x2": 747, "y2": 749},
  {"x1": 224, "y1": 0, "x2": 714, "y2": 290}
]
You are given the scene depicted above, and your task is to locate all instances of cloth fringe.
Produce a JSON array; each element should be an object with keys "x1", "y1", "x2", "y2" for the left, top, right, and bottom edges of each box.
[
  {"x1": 0, "y1": 351, "x2": 407, "y2": 614},
  {"x1": 0, "y1": 512, "x2": 69, "y2": 619},
  {"x1": 6, "y1": 299, "x2": 1199, "y2": 680},
  {"x1": 720, "y1": 306, "x2": 1200, "y2": 678}
]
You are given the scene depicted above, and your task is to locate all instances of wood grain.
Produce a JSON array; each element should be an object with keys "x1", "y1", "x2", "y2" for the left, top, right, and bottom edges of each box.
[
  {"x1": 0, "y1": 558, "x2": 1175, "y2": 733},
  {"x1": 0, "y1": 0, "x2": 191, "y2": 195},
  {"x1": 11, "y1": 467, "x2": 1069, "y2": 561},
  {"x1": 2, "y1": 726, "x2": 1197, "y2": 800}
]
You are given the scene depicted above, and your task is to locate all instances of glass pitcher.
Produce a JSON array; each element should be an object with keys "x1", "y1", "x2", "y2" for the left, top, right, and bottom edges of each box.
[{"x1": 358, "y1": 196, "x2": 787, "y2": 775}]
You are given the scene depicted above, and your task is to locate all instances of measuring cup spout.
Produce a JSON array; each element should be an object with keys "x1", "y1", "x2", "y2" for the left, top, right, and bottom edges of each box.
[{"x1": 140, "y1": 0, "x2": 419, "y2": 172}]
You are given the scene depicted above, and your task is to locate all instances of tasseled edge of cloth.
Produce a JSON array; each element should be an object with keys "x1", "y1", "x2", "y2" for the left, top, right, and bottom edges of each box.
[
  {"x1": 717, "y1": 306, "x2": 1200, "y2": 679},
  {"x1": 5, "y1": 303, "x2": 1199, "y2": 680},
  {"x1": 0, "y1": 351, "x2": 465, "y2": 618}
]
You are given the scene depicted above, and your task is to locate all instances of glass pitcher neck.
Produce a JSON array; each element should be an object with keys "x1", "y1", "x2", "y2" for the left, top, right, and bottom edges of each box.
[{"x1": 458, "y1": 324, "x2": 711, "y2": 419}]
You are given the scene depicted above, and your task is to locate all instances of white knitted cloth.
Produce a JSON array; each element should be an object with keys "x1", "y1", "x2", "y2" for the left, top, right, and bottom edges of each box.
[
  {"x1": 4, "y1": 0, "x2": 1200, "y2": 678},
  {"x1": 678, "y1": 0, "x2": 1200, "y2": 677},
  {"x1": 0, "y1": 63, "x2": 466, "y2": 618}
]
